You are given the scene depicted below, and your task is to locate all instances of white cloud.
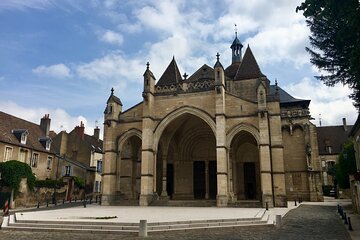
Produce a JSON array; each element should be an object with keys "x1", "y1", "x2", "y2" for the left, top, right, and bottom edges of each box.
[
  {"x1": 32, "y1": 63, "x2": 71, "y2": 79},
  {"x1": 0, "y1": 0, "x2": 52, "y2": 11},
  {"x1": 0, "y1": 101, "x2": 99, "y2": 136},
  {"x1": 99, "y1": 30, "x2": 124, "y2": 46},
  {"x1": 284, "y1": 77, "x2": 357, "y2": 126},
  {"x1": 76, "y1": 52, "x2": 143, "y2": 82}
]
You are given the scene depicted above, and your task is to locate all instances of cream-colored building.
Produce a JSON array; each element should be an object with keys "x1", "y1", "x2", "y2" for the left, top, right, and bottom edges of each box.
[
  {"x1": 102, "y1": 35, "x2": 323, "y2": 207},
  {"x1": 0, "y1": 112, "x2": 56, "y2": 180}
]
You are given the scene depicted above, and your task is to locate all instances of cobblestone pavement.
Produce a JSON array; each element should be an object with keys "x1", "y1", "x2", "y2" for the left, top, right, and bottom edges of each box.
[{"x1": 0, "y1": 205, "x2": 351, "y2": 240}]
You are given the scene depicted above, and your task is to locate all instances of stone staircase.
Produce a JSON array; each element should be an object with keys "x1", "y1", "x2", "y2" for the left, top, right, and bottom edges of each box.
[{"x1": 1, "y1": 210, "x2": 272, "y2": 234}]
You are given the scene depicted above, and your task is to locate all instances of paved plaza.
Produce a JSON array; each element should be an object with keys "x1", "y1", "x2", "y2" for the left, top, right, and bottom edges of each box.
[{"x1": 0, "y1": 200, "x2": 357, "y2": 239}]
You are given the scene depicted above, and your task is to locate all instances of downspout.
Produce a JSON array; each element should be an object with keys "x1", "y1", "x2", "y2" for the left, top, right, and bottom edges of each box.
[{"x1": 267, "y1": 111, "x2": 276, "y2": 207}]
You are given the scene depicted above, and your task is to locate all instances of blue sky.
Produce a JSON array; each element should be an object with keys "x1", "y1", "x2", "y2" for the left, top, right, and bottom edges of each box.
[{"x1": 0, "y1": 0, "x2": 357, "y2": 135}]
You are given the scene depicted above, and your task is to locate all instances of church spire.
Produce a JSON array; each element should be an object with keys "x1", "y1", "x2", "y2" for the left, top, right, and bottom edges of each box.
[{"x1": 230, "y1": 24, "x2": 243, "y2": 64}]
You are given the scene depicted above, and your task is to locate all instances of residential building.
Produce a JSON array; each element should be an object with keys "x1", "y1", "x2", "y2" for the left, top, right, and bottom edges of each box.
[
  {"x1": 317, "y1": 118, "x2": 352, "y2": 187},
  {"x1": 52, "y1": 123, "x2": 103, "y2": 197},
  {"x1": 0, "y1": 112, "x2": 56, "y2": 180}
]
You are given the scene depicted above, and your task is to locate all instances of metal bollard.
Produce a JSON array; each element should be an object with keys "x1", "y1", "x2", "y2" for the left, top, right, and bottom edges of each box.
[
  {"x1": 139, "y1": 220, "x2": 148, "y2": 237},
  {"x1": 95, "y1": 195, "x2": 98, "y2": 203},
  {"x1": 348, "y1": 217, "x2": 353, "y2": 231},
  {"x1": 46, "y1": 201, "x2": 49, "y2": 207},
  {"x1": 337, "y1": 204, "x2": 340, "y2": 214},
  {"x1": 70, "y1": 198, "x2": 72, "y2": 203},
  {"x1": 90, "y1": 198, "x2": 92, "y2": 204},
  {"x1": 344, "y1": 213, "x2": 348, "y2": 224},
  {"x1": 63, "y1": 199, "x2": 65, "y2": 204},
  {"x1": 342, "y1": 211, "x2": 346, "y2": 220},
  {"x1": 295, "y1": 199, "x2": 297, "y2": 206},
  {"x1": 83, "y1": 198, "x2": 86, "y2": 208},
  {"x1": 275, "y1": 215, "x2": 282, "y2": 228},
  {"x1": 266, "y1": 202, "x2": 268, "y2": 211},
  {"x1": 37, "y1": 202, "x2": 40, "y2": 208},
  {"x1": 75, "y1": 197, "x2": 77, "y2": 202}
]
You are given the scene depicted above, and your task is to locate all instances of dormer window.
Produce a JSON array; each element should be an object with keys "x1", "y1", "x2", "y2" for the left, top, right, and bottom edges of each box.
[
  {"x1": 39, "y1": 137, "x2": 52, "y2": 151},
  {"x1": 12, "y1": 129, "x2": 29, "y2": 144}
]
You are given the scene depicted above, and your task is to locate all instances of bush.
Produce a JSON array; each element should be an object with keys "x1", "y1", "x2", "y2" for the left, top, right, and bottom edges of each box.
[
  {"x1": 336, "y1": 141, "x2": 357, "y2": 189},
  {"x1": 74, "y1": 176, "x2": 85, "y2": 189},
  {"x1": 0, "y1": 160, "x2": 35, "y2": 196}
]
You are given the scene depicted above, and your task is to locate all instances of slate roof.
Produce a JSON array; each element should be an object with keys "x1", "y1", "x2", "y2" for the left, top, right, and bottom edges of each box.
[
  {"x1": 234, "y1": 46, "x2": 265, "y2": 81},
  {"x1": 186, "y1": 64, "x2": 214, "y2": 82},
  {"x1": 0, "y1": 111, "x2": 55, "y2": 153},
  {"x1": 156, "y1": 57, "x2": 182, "y2": 86},
  {"x1": 107, "y1": 94, "x2": 122, "y2": 106},
  {"x1": 317, "y1": 125, "x2": 353, "y2": 155},
  {"x1": 269, "y1": 85, "x2": 310, "y2": 108}
]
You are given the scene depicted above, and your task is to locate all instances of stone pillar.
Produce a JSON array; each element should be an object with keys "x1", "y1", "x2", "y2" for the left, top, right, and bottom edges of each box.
[
  {"x1": 139, "y1": 63, "x2": 156, "y2": 206},
  {"x1": 214, "y1": 55, "x2": 228, "y2": 207},
  {"x1": 101, "y1": 121, "x2": 118, "y2": 205},
  {"x1": 258, "y1": 110, "x2": 274, "y2": 208}
]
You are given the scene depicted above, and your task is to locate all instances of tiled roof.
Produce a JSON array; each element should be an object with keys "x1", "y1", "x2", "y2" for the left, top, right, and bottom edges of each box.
[
  {"x1": 234, "y1": 46, "x2": 265, "y2": 80},
  {"x1": 317, "y1": 125, "x2": 353, "y2": 155},
  {"x1": 186, "y1": 64, "x2": 214, "y2": 82},
  {"x1": 84, "y1": 134, "x2": 103, "y2": 153},
  {"x1": 156, "y1": 57, "x2": 182, "y2": 86},
  {"x1": 107, "y1": 94, "x2": 122, "y2": 106},
  {"x1": 225, "y1": 62, "x2": 240, "y2": 79},
  {"x1": 0, "y1": 111, "x2": 55, "y2": 153}
]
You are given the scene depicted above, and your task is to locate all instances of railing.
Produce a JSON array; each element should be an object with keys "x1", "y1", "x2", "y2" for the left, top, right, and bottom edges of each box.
[{"x1": 155, "y1": 79, "x2": 215, "y2": 94}]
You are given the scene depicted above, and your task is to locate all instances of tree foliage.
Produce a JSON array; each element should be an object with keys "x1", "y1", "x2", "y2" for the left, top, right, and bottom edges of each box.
[
  {"x1": 335, "y1": 141, "x2": 357, "y2": 188},
  {"x1": 0, "y1": 160, "x2": 36, "y2": 195},
  {"x1": 297, "y1": 0, "x2": 360, "y2": 109}
]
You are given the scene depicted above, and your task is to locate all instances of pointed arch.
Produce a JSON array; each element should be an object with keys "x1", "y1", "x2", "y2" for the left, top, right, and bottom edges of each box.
[
  {"x1": 226, "y1": 123, "x2": 260, "y2": 148},
  {"x1": 117, "y1": 128, "x2": 142, "y2": 150},
  {"x1": 153, "y1": 106, "x2": 216, "y2": 150}
]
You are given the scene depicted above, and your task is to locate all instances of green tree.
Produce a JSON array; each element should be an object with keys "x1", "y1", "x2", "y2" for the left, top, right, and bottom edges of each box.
[
  {"x1": 335, "y1": 141, "x2": 357, "y2": 188},
  {"x1": 0, "y1": 160, "x2": 36, "y2": 196},
  {"x1": 297, "y1": 0, "x2": 360, "y2": 109}
]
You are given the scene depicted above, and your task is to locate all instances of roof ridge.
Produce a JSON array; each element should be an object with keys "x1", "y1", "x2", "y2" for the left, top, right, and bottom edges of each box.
[{"x1": 0, "y1": 111, "x2": 42, "y2": 129}]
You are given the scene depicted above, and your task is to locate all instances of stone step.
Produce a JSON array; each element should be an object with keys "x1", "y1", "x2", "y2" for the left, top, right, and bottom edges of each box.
[{"x1": 2, "y1": 212, "x2": 271, "y2": 234}]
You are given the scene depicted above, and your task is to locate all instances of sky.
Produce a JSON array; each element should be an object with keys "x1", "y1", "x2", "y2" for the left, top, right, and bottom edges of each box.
[{"x1": 0, "y1": 0, "x2": 358, "y2": 137}]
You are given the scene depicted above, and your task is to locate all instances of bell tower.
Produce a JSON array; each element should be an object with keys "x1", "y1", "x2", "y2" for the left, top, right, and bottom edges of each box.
[{"x1": 230, "y1": 25, "x2": 243, "y2": 63}]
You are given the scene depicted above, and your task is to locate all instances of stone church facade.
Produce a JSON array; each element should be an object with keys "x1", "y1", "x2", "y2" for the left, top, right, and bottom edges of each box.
[{"x1": 101, "y1": 34, "x2": 323, "y2": 207}]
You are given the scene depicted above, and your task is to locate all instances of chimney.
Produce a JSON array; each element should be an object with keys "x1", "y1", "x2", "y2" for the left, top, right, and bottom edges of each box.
[
  {"x1": 343, "y1": 118, "x2": 347, "y2": 131},
  {"x1": 75, "y1": 121, "x2": 85, "y2": 140},
  {"x1": 40, "y1": 114, "x2": 51, "y2": 136},
  {"x1": 93, "y1": 127, "x2": 100, "y2": 140}
]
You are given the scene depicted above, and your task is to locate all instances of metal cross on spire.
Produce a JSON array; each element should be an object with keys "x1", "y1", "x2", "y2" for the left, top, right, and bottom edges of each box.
[{"x1": 234, "y1": 23, "x2": 238, "y2": 37}]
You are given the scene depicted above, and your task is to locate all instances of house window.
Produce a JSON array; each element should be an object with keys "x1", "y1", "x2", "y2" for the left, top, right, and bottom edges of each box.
[
  {"x1": 19, "y1": 149, "x2": 28, "y2": 163},
  {"x1": 20, "y1": 132, "x2": 28, "y2": 144},
  {"x1": 65, "y1": 166, "x2": 71, "y2": 176},
  {"x1": 47, "y1": 156, "x2": 52, "y2": 170},
  {"x1": 4, "y1": 147, "x2": 13, "y2": 161},
  {"x1": 96, "y1": 160, "x2": 102, "y2": 173},
  {"x1": 31, "y1": 153, "x2": 39, "y2": 168},
  {"x1": 45, "y1": 140, "x2": 51, "y2": 151},
  {"x1": 325, "y1": 146, "x2": 332, "y2": 154}
]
